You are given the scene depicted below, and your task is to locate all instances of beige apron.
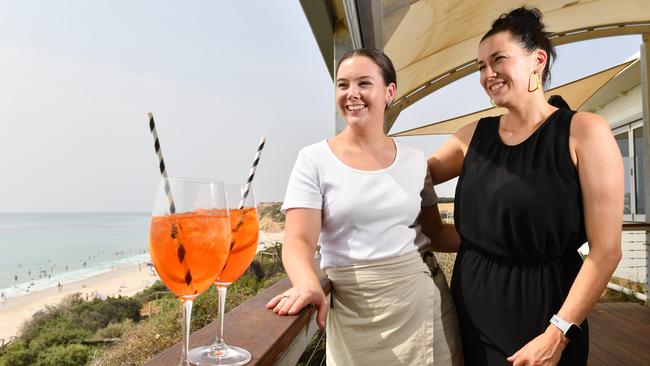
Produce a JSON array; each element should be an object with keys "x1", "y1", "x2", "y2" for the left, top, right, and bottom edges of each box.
[{"x1": 325, "y1": 251, "x2": 462, "y2": 365}]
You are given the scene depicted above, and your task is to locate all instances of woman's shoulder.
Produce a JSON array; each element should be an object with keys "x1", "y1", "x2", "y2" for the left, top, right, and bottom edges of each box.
[
  {"x1": 455, "y1": 119, "x2": 481, "y2": 146},
  {"x1": 569, "y1": 112, "x2": 611, "y2": 140},
  {"x1": 393, "y1": 140, "x2": 430, "y2": 167},
  {"x1": 297, "y1": 140, "x2": 329, "y2": 159},
  {"x1": 393, "y1": 139, "x2": 422, "y2": 155}
]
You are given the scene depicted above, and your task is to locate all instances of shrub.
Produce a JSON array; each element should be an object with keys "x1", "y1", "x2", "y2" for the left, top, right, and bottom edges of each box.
[
  {"x1": 69, "y1": 297, "x2": 141, "y2": 332},
  {"x1": 93, "y1": 250, "x2": 286, "y2": 365},
  {"x1": 92, "y1": 319, "x2": 135, "y2": 340},
  {"x1": 27, "y1": 317, "x2": 89, "y2": 350},
  {"x1": 34, "y1": 344, "x2": 89, "y2": 366},
  {"x1": 19, "y1": 294, "x2": 77, "y2": 344},
  {"x1": 10, "y1": 291, "x2": 145, "y2": 366},
  {"x1": 90, "y1": 297, "x2": 181, "y2": 366},
  {"x1": 0, "y1": 341, "x2": 36, "y2": 366}
]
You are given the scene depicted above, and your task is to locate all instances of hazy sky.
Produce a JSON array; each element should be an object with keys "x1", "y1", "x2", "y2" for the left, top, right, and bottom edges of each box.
[{"x1": 0, "y1": 1, "x2": 642, "y2": 212}]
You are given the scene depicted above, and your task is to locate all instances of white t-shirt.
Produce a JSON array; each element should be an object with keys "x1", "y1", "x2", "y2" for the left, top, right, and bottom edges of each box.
[{"x1": 281, "y1": 139, "x2": 437, "y2": 269}]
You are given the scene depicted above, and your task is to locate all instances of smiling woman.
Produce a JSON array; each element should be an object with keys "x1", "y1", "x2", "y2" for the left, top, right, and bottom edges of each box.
[
  {"x1": 266, "y1": 48, "x2": 463, "y2": 365},
  {"x1": 427, "y1": 7, "x2": 624, "y2": 366}
]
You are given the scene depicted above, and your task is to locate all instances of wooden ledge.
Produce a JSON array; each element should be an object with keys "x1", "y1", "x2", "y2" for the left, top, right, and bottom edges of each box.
[
  {"x1": 144, "y1": 276, "x2": 331, "y2": 365},
  {"x1": 622, "y1": 222, "x2": 650, "y2": 231}
]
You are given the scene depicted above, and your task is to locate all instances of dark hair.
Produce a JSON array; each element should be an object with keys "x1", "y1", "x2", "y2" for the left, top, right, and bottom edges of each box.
[
  {"x1": 481, "y1": 7, "x2": 556, "y2": 86},
  {"x1": 548, "y1": 95, "x2": 570, "y2": 109},
  {"x1": 335, "y1": 48, "x2": 397, "y2": 87}
]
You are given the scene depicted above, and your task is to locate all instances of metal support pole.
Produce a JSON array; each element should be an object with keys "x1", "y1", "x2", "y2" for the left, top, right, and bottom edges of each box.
[{"x1": 640, "y1": 34, "x2": 650, "y2": 306}]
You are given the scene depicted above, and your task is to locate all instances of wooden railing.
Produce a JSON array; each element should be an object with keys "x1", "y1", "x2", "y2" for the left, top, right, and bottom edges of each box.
[{"x1": 144, "y1": 276, "x2": 331, "y2": 365}]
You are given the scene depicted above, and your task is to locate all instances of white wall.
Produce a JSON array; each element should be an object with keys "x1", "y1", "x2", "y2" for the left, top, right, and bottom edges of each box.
[
  {"x1": 597, "y1": 84, "x2": 648, "y2": 288},
  {"x1": 615, "y1": 230, "x2": 648, "y2": 285}
]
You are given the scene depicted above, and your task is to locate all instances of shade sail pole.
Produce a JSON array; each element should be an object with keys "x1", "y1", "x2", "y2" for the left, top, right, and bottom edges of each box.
[{"x1": 641, "y1": 34, "x2": 650, "y2": 308}]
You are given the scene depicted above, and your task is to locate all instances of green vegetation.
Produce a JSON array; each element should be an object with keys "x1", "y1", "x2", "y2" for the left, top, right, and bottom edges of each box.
[
  {"x1": 0, "y1": 295, "x2": 140, "y2": 366},
  {"x1": 0, "y1": 245, "x2": 286, "y2": 366},
  {"x1": 93, "y1": 248, "x2": 285, "y2": 366}
]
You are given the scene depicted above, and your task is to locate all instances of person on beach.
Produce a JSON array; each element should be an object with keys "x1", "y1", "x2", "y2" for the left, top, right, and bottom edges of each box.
[
  {"x1": 427, "y1": 7, "x2": 623, "y2": 365},
  {"x1": 266, "y1": 48, "x2": 462, "y2": 365}
]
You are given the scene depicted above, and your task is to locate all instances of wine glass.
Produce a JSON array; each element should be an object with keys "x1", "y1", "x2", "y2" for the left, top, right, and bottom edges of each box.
[
  {"x1": 189, "y1": 184, "x2": 259, "y2": 365},
  {"x1": 149, "y1": 177, "x2": 231, "y2": 366}
]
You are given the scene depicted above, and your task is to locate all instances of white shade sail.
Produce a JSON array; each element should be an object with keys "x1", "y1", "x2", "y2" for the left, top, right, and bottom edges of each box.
[
  {"x1": 300, "y1": 0, "x2": 650, "y2": 132},
  {"x1": 391, "y1": 60, "x2": 635, "y2": 136}
]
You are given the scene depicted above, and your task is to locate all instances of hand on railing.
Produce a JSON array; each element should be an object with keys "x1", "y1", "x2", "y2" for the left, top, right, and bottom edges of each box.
[{"x1": 266, "y1": 285, "x2": 328, "y2": 329}]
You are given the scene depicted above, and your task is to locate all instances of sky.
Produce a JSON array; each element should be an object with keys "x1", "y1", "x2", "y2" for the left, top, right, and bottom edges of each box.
[{"x1": 0, "y1": 1, "x2": 643, "y2": 212}]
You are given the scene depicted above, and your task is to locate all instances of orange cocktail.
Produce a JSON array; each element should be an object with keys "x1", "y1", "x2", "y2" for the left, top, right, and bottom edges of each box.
[
  {"x1": 218, "y1": 207, "x2": 259, "y2": 283},
  {"x1": 150, "y1": 210, "x2": 230, "y2": 296},
  {"x1": 149, "y1": 178, "x2": 229, "y2": 366},
  {"x1": 188, "y1": 184, "x2": 258, "y2": 365}
]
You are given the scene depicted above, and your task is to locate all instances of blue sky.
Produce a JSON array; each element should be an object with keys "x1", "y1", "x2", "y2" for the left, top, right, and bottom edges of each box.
[{"x1": 0, "y1": 1, "x2": 642, "y2": 211}]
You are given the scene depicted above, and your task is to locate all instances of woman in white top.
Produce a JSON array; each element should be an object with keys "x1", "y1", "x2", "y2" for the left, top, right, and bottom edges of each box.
[{"x1": 266, "y1": 48, "x2": 462, "y2": 365}]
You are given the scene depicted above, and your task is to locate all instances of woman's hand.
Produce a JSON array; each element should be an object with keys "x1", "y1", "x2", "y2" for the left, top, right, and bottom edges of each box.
[
  {"x1": 266, "y1": 284, "x2": 328, "y2": 329},
  {"x1": 507, "y1": 325, "x2": 567, "y2": 366}
]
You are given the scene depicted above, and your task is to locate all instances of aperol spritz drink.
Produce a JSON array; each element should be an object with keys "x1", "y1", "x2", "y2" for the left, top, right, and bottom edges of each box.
[
  {"x1": 219, "y1": 206, "x2": 259, "y2": 283},
  {"x1": 189, "y1": 184, "x2": 259, "y2": 365},
  {"x1": 149, "y1": 178, "x2": 230, "y2": 366}
]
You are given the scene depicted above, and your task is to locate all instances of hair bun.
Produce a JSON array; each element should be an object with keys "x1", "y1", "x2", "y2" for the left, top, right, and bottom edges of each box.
[{"x1": 508, "y1": 7, "x2": 542, "y2": 23}]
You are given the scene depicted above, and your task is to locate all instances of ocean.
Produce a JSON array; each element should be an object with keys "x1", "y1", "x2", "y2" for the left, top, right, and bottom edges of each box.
[{"x1": 0, "y1": 213, "x2": 151, "y2": 298}]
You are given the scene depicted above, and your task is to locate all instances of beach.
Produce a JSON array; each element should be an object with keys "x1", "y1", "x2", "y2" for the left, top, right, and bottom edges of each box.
[
  {"x1": 0, "y1": 263, "x2": 156, "y2": 342},
  {"x1": 0, "y1": 231, "x2": 284, "y2": 343}
]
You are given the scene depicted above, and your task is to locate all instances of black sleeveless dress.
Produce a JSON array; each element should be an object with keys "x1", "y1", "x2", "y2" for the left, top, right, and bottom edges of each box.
[{"x1": 451, "y1": 108, "x2": 589, "y2": 365}]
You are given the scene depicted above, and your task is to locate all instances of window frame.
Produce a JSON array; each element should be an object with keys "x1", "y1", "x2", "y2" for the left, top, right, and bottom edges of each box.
[
  {"x1": 631, "y1": 121, "x2": 645, "y2": 222},
  {"x1": 612, "y1": 120, "x2": 645, "y2": 222}
]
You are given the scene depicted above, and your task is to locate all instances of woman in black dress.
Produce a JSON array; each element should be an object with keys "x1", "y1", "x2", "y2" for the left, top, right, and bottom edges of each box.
[{"x1": 427, "y1": 7, "x2": 623, "y2": 366}]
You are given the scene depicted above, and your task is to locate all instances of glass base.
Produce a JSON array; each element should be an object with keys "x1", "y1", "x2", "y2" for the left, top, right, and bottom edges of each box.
[{"x1": 188, "y1": 345, "x2": 251, "y2": 366}]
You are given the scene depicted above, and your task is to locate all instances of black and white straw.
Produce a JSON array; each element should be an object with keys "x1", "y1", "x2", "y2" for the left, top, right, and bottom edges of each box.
[
  {"x1": 238, "y1": 137, "x2": 266, "y2": 209},
  {"x1": 148, "y1": 112, "x2": 176, "y2": 214}
]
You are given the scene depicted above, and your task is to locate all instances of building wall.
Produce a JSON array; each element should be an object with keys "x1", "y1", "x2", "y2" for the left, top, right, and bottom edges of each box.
[
  {"x1": 596, "y1": 84, "x2": 648, "y2": 290},
  {"x1": 616, "y1": 230, "x2": 648, "y2": 287}
]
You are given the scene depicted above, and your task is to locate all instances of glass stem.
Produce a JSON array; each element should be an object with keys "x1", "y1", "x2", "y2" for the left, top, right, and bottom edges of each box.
[
  {"x1": 213, "y1": 283, "x2": 230, "y2": 352},
  {"x1": 181, "y1": 298, "x2": 194, "y2": 366}
]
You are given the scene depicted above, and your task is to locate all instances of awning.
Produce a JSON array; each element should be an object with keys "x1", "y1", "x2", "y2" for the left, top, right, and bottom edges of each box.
[
  {"x1": 390, "y1": 59, "x2": 635, "y2": 136},
  {"x1": 300, "y1": 0, "x2": 650, "y2": 132}
]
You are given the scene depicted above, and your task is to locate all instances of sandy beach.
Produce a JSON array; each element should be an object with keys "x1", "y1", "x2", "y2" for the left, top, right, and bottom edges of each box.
[{"x1": 0, "y1": 263, "x2": 157, "y2": 342}]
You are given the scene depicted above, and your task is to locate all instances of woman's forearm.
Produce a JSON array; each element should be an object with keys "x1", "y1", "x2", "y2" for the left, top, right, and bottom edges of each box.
[
  {"x1": 420, "y1": 205, "x2": 461, "y2": 253},
  {"x1": 557, "y1": 245, "x2": 621, "y2": 325},
  {"x1": 282, "y1": 237, "x2": 321, "y2": 289},
  {"x1": 435, "y1": 224, "x2": 461, "y2": 252}
]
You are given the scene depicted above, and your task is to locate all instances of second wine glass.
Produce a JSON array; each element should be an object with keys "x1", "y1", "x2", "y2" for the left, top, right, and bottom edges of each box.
[{"x1": 189, "y1": 184, "x2": 259, "y2": 366}]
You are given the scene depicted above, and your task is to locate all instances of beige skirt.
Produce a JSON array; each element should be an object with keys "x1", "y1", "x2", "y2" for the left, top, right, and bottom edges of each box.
[{"x1": 325, "y1": 251, "x2": 462, "y2": 366}]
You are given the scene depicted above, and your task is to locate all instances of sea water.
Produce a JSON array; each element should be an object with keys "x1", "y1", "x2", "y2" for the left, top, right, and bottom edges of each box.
[{"x1": 0, "y1": 213, "x2": 151, "y2": 298}]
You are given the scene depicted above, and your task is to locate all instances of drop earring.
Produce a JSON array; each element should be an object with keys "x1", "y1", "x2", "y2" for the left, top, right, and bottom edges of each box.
[{"x1": 528, "y1": 72, "x2": 541, "y2": 92}]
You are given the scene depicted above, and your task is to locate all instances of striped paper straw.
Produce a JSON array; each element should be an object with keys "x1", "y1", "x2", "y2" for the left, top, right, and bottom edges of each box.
[
  {"x1": 147, "y1": 113, "x2": 194, "y2": 289},
  {"x1": 238, "y1": 137, "x2": 266, "y2": 209},
  {"x1": 148, "y1": 112, "x2": 176, "y2": 214}
]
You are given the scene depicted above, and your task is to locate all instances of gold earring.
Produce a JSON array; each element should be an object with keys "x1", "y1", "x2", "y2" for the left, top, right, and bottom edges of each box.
[
  {"x1": 490, "y1": 98, "x2": 497, "y2": 107},
  {"x1": 528, "y1": 72, "x2": 541, "y2": 92}
]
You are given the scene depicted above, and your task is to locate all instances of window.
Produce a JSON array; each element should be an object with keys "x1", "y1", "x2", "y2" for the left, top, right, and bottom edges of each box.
[
  {"x1": 613, "y1": 121, "x2": 645, "y2": 222},
  {"x1": 614, "y1": 131, "x2": 631, "y2": 215}
]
